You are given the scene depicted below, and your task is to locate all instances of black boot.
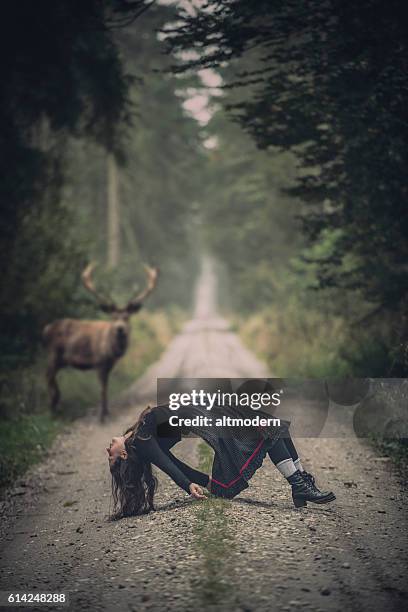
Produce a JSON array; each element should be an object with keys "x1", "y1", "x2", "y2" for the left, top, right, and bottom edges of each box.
[
  {"x1": 302, "y1": 470, "x2": 336, "y2": 500},
  {"x1": 288, "y1": 470, "x2": 336, "y2": 508},
  {"x1": 302, "y1": 471, "x2": 319, "y2": 490}
]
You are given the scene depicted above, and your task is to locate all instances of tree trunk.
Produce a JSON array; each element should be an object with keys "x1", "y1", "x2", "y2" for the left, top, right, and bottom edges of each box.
[{"x1": 107, "y1": 151, "x2": 120, "y2": 269}]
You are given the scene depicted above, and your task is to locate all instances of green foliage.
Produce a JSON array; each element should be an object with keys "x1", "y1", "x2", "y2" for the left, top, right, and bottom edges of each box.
[
  {"x1": 373, "y1": 437, "x2": 408, "y2": 468},
  {"x1": 239, "y1": 304, "x2": 392, "y2": 378},
  {"x1": 0, "y1": 1, "x2": 148, "y2": 369},
  {"x1": 59, "y1": 4, "x2": 205, "y2": 311},
  {"x1": 0, "y1": 2, "x2": 203, "y2": 374},
  {"x1": 169, "y1": 0, "x2": 408, "y2": 374},
  {"x1": 0, "y1": 414, "x2": 61, "y2": 490},
  {"x1": 201, "y1": 111, "x2": 303, "y2": 312},
  {"x1": 0, "y1": 192, "x2": 87, "y2": 369},
  {"x1": 114, "y1": 5, "x2": 205, "y2": 308},
  {"x1": 198, "y1": 105, "x2": 398, "y2": 376},
  {"x1": 368, "y1": 381, "x2": 408, "y2": 463}
]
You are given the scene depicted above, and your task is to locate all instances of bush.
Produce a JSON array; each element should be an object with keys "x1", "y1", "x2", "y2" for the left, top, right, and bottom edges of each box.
[
  {"x1": 238, "y1": 303, "x2": 393, "y2": 378},
  {"x1": 0, "y1": 413, "x2": 61, "y2": 491}
]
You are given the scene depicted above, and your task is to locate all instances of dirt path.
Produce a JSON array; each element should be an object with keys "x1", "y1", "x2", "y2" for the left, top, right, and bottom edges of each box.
[{"x1": 0, "y1": 259, "x2": 407, "y2": 612}]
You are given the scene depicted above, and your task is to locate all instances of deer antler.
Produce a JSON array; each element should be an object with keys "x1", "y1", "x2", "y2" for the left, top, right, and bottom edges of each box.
[
  {"x1": 81, "y1": 263, "x2": 117, "y2": 313},
  {"x1": 126, "y1": 265, "x2": 159, "y2": 312}
]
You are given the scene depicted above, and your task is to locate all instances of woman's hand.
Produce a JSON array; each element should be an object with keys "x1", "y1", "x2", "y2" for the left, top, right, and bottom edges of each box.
[{"x1": 189, "y1": 483, "x2": 206, "y2": 499}]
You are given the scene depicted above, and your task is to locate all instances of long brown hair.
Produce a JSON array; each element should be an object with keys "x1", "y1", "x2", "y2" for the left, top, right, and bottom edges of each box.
[{"x1": 109, "y1": 407, "x2": 158, "y2": 520}]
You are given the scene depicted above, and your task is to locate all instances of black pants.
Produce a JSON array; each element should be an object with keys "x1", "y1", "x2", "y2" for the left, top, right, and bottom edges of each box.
[{"x1": 268, "y1": 432, "x2": 299, "y2": 465}]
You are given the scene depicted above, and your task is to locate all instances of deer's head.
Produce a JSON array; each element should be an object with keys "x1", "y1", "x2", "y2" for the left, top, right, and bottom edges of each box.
[{"x1": 82, "y1": 263, "x2": 159, "y2": 356}]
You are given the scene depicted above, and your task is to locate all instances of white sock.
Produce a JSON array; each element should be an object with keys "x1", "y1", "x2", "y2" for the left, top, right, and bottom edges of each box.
[
  {"x1": 275, "y1": 458, "x2": 297, "y2": 479},
  {"x1": 294, "y1": 459, "x2": 304, "y2": 472}
]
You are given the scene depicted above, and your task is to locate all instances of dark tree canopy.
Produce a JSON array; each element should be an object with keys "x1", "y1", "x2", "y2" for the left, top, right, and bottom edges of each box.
[
  {"x1": 0, "y1": 0, "x2": 151, "y2": 365},
  {"x1": 168, "y1": 0, "x2": 408, "y2": 317}
]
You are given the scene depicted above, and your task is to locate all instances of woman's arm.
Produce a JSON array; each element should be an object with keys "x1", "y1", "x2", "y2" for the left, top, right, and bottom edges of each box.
[
  {"x1": 132, "y1": 436, "x2": 205, "y2": 498},
  {"x1": 165, "y1": 451, "x2": 210, "y2": 488}
]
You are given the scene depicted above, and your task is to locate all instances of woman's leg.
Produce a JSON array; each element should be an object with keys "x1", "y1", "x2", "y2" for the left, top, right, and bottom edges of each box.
[
  {"x1": 282, "y1": 432, "x2": 305, "y2": 473},
  {"x1": 267, "y1": 438, "x2": 298, "y2": 478}
]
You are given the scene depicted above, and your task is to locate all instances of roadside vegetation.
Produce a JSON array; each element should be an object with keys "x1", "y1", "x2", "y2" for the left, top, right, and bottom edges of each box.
[{"x1": 237, "y1": 306, "x2": 390, "y2": 378}]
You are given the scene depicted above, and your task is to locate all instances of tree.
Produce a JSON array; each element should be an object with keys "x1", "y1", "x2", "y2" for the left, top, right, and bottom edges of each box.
[
  {"x1": 107, "y1": 152, "x2": 121, "y2": 269},
  {"x1": 0, "y1": 1, "x2": 151, "y2": 366},
  {"x1": 167, "y1": 0, "x2": 408, "y2": 372}
]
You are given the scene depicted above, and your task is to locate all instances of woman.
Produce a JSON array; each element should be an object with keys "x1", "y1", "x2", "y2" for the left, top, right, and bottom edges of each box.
[{"x1": 107, "y1": 403, "x2": 335, "y2": 519}]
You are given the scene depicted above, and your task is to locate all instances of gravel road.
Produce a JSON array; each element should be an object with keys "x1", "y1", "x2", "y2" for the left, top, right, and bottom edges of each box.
[{"x1": 0, "y1": 259, "x2": 407, "y2": 612}]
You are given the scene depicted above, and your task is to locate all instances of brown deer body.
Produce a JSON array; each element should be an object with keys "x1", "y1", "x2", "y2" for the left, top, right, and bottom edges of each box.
[{"x1": 43, "y1": 264, "x2": 159, "y2": 422}]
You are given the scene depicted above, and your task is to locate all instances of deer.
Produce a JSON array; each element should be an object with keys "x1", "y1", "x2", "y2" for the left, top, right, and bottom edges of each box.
[{"x1": 43, "y1": 263, "x2": 159, "y2": 422}]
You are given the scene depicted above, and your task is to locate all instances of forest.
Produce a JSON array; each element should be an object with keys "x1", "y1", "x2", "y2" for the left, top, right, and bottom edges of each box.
[{"x1": 0, "y1": 1, "x2": 407, "y2": 485}]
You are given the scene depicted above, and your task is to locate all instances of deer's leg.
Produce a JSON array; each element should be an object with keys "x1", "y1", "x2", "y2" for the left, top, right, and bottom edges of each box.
[
  {"x1": 46, "y1": 357, "x2": 61, "y2": 413},
  {"x1": 97, "y1": 366, "x2": 111, "y2": 423}
]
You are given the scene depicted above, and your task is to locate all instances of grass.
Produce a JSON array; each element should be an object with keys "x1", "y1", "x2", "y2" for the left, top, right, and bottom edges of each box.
[
  {"x1": 0, "y1": 413, "x2": 62, "y2": 492},
  {"x1": 237, "y1": 309, "x2": 352, "y2": 377},
  {"x1": 190, "y1": 442, "x2": 237, "y2": 609},
  {"x1": 236, "y1": 305, "x2": 391, "y2": 378},
  {"x1": 371, "y1": 435, "x2": 408, "y2": 472},
  {"x1": 0, "y1": 308, "x2": 185, "y2": 490}
]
